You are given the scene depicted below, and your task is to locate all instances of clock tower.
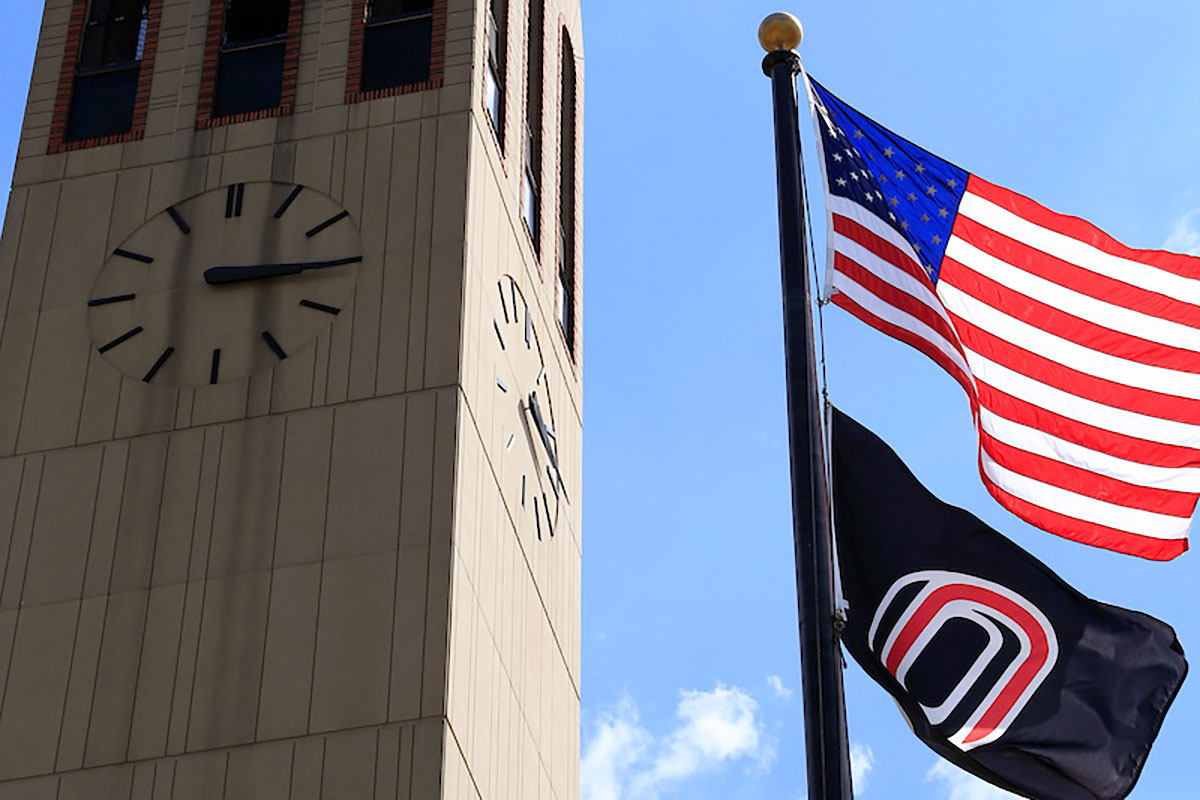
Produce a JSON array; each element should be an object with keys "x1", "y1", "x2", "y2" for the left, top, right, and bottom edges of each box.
[{"x1": 0, "y1": 1, "x2": 581, "y2": 798}]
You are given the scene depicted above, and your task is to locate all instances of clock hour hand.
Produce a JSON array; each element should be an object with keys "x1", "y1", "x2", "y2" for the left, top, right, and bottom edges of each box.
[
  {"x1": 204, "y1": 255, "x2": 363, "y2": 286},
  {"x1": 527, "y1": 391, "x2": 564, "y2": 485}
]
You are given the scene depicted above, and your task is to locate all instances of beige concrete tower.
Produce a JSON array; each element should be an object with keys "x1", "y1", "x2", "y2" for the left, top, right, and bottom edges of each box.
[{"x1": 0, "y1": 1, "x2": 581, "y2": 798}]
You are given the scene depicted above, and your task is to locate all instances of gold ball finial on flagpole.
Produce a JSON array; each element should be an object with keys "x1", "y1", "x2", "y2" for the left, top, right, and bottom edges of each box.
[{"x1": 758, "y1": 12, "x2": 803, "y2": 53}]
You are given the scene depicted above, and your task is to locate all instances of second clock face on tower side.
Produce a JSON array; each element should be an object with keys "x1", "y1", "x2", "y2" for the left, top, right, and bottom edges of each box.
[
  {"x1": 494, "y1": 275, "x2": 567, "y2": 542},
  {"x1": 87, "y1": 181, "x2": 363, "y2": 387}
]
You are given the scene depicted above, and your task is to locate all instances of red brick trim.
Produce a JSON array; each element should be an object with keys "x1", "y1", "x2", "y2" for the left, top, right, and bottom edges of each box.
[
  {"x1": 195, "y1": 0, "x2": 305, "y2": 129},
  {"x1": 48, "y1": 0, "x2": 165, "y2": 154},
  {"x1": 344, "y1": 0, "x2": 448, "y2": 104}
]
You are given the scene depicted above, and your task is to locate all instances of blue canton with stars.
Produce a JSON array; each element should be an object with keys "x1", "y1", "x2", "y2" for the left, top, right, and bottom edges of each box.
[{"x1": 809, "y1": 78, "x2": 968, "y2": 283}]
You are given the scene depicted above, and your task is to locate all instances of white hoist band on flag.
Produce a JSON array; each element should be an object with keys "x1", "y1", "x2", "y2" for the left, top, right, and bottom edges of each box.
[{"x1": 806, "y1": 75, "x2": 1200, "y2": 560}]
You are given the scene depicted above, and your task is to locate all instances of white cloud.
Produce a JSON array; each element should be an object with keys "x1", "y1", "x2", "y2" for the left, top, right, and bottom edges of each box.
[
  {"x1": 1165, "y1": 209, "x2": 1200, "y2": 255},
  {"x1": 581, "y1": 685, "x2": 774, "y2": 800},
  {"x1": 926, "y1": 759, "x2": 1020, "y2": 800},
  {"x1": 850, "y1": 742, "x2": 875, "y2": 794},
  {"x1": 766, "y1": 675, "x2": 793, "y2": 700},
  {"x1": 581, "y1": 695, "x2": 653, "y2": 800}
]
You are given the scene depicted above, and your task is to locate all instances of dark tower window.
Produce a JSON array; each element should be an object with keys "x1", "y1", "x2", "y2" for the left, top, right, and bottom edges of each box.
[
  {"x1": 213, "y1": 0, "x2": 292, "y2": 118},
  {"x1": 361, "y1": 0, "x2": 435, "y2": 91},
  {"x1": 485, "y1": 0, "x2": 507, "y2": 148},
  {"x1": 66, "y1": 0, "x2": 149, "y2": 142},
  {"x1": 557, "y1": 31, "x2": 578, "y2": 354},
  {"x1": 523, "y1": 0, "x2": 544, "y2": 251}
]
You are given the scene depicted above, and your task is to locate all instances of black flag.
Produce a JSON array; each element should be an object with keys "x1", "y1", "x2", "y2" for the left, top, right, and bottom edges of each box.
[{"x1": 831, "y1": 408, "x2": 1187, "y2": 800}]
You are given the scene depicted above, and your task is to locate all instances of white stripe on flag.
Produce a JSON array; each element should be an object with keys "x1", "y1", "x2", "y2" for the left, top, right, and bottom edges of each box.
[
  {"x1": 979, "y1": 450, "x2": 1191, "y2": 540},
  {"x1": 963, "y1": 352, "x2": 1200, "y2": 449},
  {"x1": 831, "y1": 273, "x2": 973, "y2": 381},
  {"x1": 939, "y1": 282, "x2": 1200, "y2": 401},
  {"x1": 945, "y1": 236, "x2": 1200, "y2": 355},
  {"x1": 958, "y1": 192, "x2": 1200, "y2": 307},
  {"x1": 833, "y1": 233, "x2": 955, "y2": 327},
  {"x1": 829, "y1": 195, "x2": 925, "y2": 260},
  {"x1": 979, "y1": 408, "x2": 1200, "y2": 493}
]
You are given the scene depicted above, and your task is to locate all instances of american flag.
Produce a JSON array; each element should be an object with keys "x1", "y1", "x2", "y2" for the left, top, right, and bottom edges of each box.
[{"x1": 809, "y1": 77, "x2": 1200, "y2": 561}]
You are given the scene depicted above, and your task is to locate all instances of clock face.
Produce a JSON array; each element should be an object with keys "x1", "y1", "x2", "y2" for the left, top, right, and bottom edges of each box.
[
  {"x1": 494, "y1": 275, "x2": 566, "y2": 541},
  {"x1": 87, "y1": 181, "x2": 363, "y2": 386}
]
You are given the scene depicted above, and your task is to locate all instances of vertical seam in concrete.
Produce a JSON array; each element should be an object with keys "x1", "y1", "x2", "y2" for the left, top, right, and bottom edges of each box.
[
  {"x1": 0, "y1": 457, "x2": 29, "y2": 609},
  {"x1": 306, "y1": 407, "x2": 338, "y2": 732},
  {"x1": 13, "y1": 183, "x2": 64, "y2": 452},
  {"x1": 52, "y1": 444, "x2": 105, "y2": 771},
  {"x1": 371, "y1": 125, "x2": 395, "y2": 399},
  {"x1": 419, "y1": 120, "x2": 439, "y2": 389},
  {"x1": 12, "y1": 453, "x2": 46, "y2": 611},
  {"x1": 417, "y1": 397, "x2": 438, "y2": 715},
  {"x1": 254, "y1": 413, "x2": 290, "y2": 741},
  {"x1": 123, "y1": 433, "x2": 173, "y2": 762},
  {"x1": 0, "y1": 458, "x2": 28, "y2": 725},
  {"x1": 0, "y1": 189, "x2": 30, "y2": 336},
  {"x1": 286, "y1": 739, "x2": 296, "y2": 798},
  {"x1": 181, "y1": 427, "x2": 224, "y2": 752}
]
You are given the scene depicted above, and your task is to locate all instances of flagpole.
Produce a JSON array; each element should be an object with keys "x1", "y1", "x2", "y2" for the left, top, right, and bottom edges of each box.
[{"x1": 759, "y1": 13, "x2": 853, "y2": 799}]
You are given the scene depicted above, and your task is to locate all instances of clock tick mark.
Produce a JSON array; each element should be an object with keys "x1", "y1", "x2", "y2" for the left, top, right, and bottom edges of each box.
[
  {"x1": 300, "y1": 299, "x2": 341, "y2": 315},
  {"x1": 167, "y1": 206, "x2": 191, "y2": 234},
  {"x1": 543, "y1": 493, "x2": 554, "y2": 537},
  {"x1": 497, "y1": 378, "x2": 508, "y2": 393},
  {"x1": 98, "y1": 326, "x2": 144, "y2": 354},
  {"x1": 143, "y1": 347, "x2": 175, "y2": 383},
  {"x1": 305, "y1": 210, "x2": 350, "y2": 238},
  {"x1": 88, "y1": 293, "x2": 136, "y2": 307},
  {"x1": 506, "y1": 435, "x2": 515, "y2": 452},
  {"x1": 210, "y1": 349, "x2": 221, "y2": 385},
  {"x1": 261, "y1": 330, "x2": 288, "y2": 360},
  {"x1": 494, "y1": 321, "x2": 506, "y2": 350},
  {"x1": 498, "y1": 282, "x2": 510, "y2": 323},
  {"x1": 226, "y1": 184, "x2": 245, "y2": 218},
  {"x1": 114, "y1": 248, "x2": 153, "y2": 264},
  {"x1": 274, "y1": 185, "x2": 304, "y2": 218},
  {"x1": 534, "y1": 496, "x2": 542, "y2": 540},
  {"x1": 521, "y1": 474, "x2": 527, "y2": 507}
]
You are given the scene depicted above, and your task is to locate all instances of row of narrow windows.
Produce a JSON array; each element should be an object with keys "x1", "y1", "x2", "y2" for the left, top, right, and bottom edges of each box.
[
  {"x1": 63, "y1": 0, "x2": 580, "y2": 356},
  {"x1": 485, "y1": 0, "x2": 577, "y2": 350},
  {"x1": 65, "y1": 0, "x2": 440, "y2": 141}
]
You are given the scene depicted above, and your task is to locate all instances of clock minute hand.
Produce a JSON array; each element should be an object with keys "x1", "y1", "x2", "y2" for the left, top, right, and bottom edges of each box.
[{"x1": 204, "y1": 255, "x2": 363, "y2": 286}]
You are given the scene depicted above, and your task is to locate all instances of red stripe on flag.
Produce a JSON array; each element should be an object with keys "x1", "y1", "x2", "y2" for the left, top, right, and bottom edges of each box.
[
  {"x1": 950, "y1": 214, "x2": 1200, "y2": 336},
  {"x1": 980, "y1": 473, "x2": 1190, "y2": 561},
  {"x1": 975, "y1": 382, "x2": 1200, "y2": 470},
  {"x1": 966, "y1": 175, "x2": 1200, "y2": 279},
  {"x1": 835, "y1": 254, "x2": 962, "y2": 356},
  {"x1": 941, "y1": 255, "x2": 1200, "y2": 376},
  {"x1": 833, "y1": 214, "x2": 938, "y2": 290},
  {"x1": 979, "y1": 430, "x2": 1198, "y2": 518},
  {"x1": 951, "y1": 315, "x2": 1200, "y2": 426},
  {"x1": 830, "y1": 291, "x2": 977, "y2": 407}
]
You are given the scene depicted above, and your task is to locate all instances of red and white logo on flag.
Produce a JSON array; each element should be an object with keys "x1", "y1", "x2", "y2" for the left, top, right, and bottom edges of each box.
[{"x1": 868, "y1": 571, "x2": 1059, "y2": 750}]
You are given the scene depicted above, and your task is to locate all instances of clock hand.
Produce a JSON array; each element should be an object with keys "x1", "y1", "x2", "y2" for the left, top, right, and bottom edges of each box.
[
  {"x1": 204, "y1": 255, "x2": 363, "y2": 286},
  {"x1": 528, "y1": 391, "x2": 563, "y2": 480}
]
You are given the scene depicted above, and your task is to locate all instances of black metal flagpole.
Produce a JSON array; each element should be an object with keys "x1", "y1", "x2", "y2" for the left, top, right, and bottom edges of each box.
[{"x1": 759, "y1": 13, "x2": 853, "y2": 799}]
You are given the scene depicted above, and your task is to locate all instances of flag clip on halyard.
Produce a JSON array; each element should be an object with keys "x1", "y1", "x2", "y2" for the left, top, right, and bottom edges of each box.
[
  {"x1": 831, "y1": 408, "x2": 1187, "y2": 800},
  {"x1": 808, "y1": 79, "x2": 1200, "y2": 561}
]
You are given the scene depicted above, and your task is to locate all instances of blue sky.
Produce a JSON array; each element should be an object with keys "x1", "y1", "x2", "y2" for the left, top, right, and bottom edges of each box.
[{"x1": 3, "y1": 3, "x2": 1200, "y2": 799}]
